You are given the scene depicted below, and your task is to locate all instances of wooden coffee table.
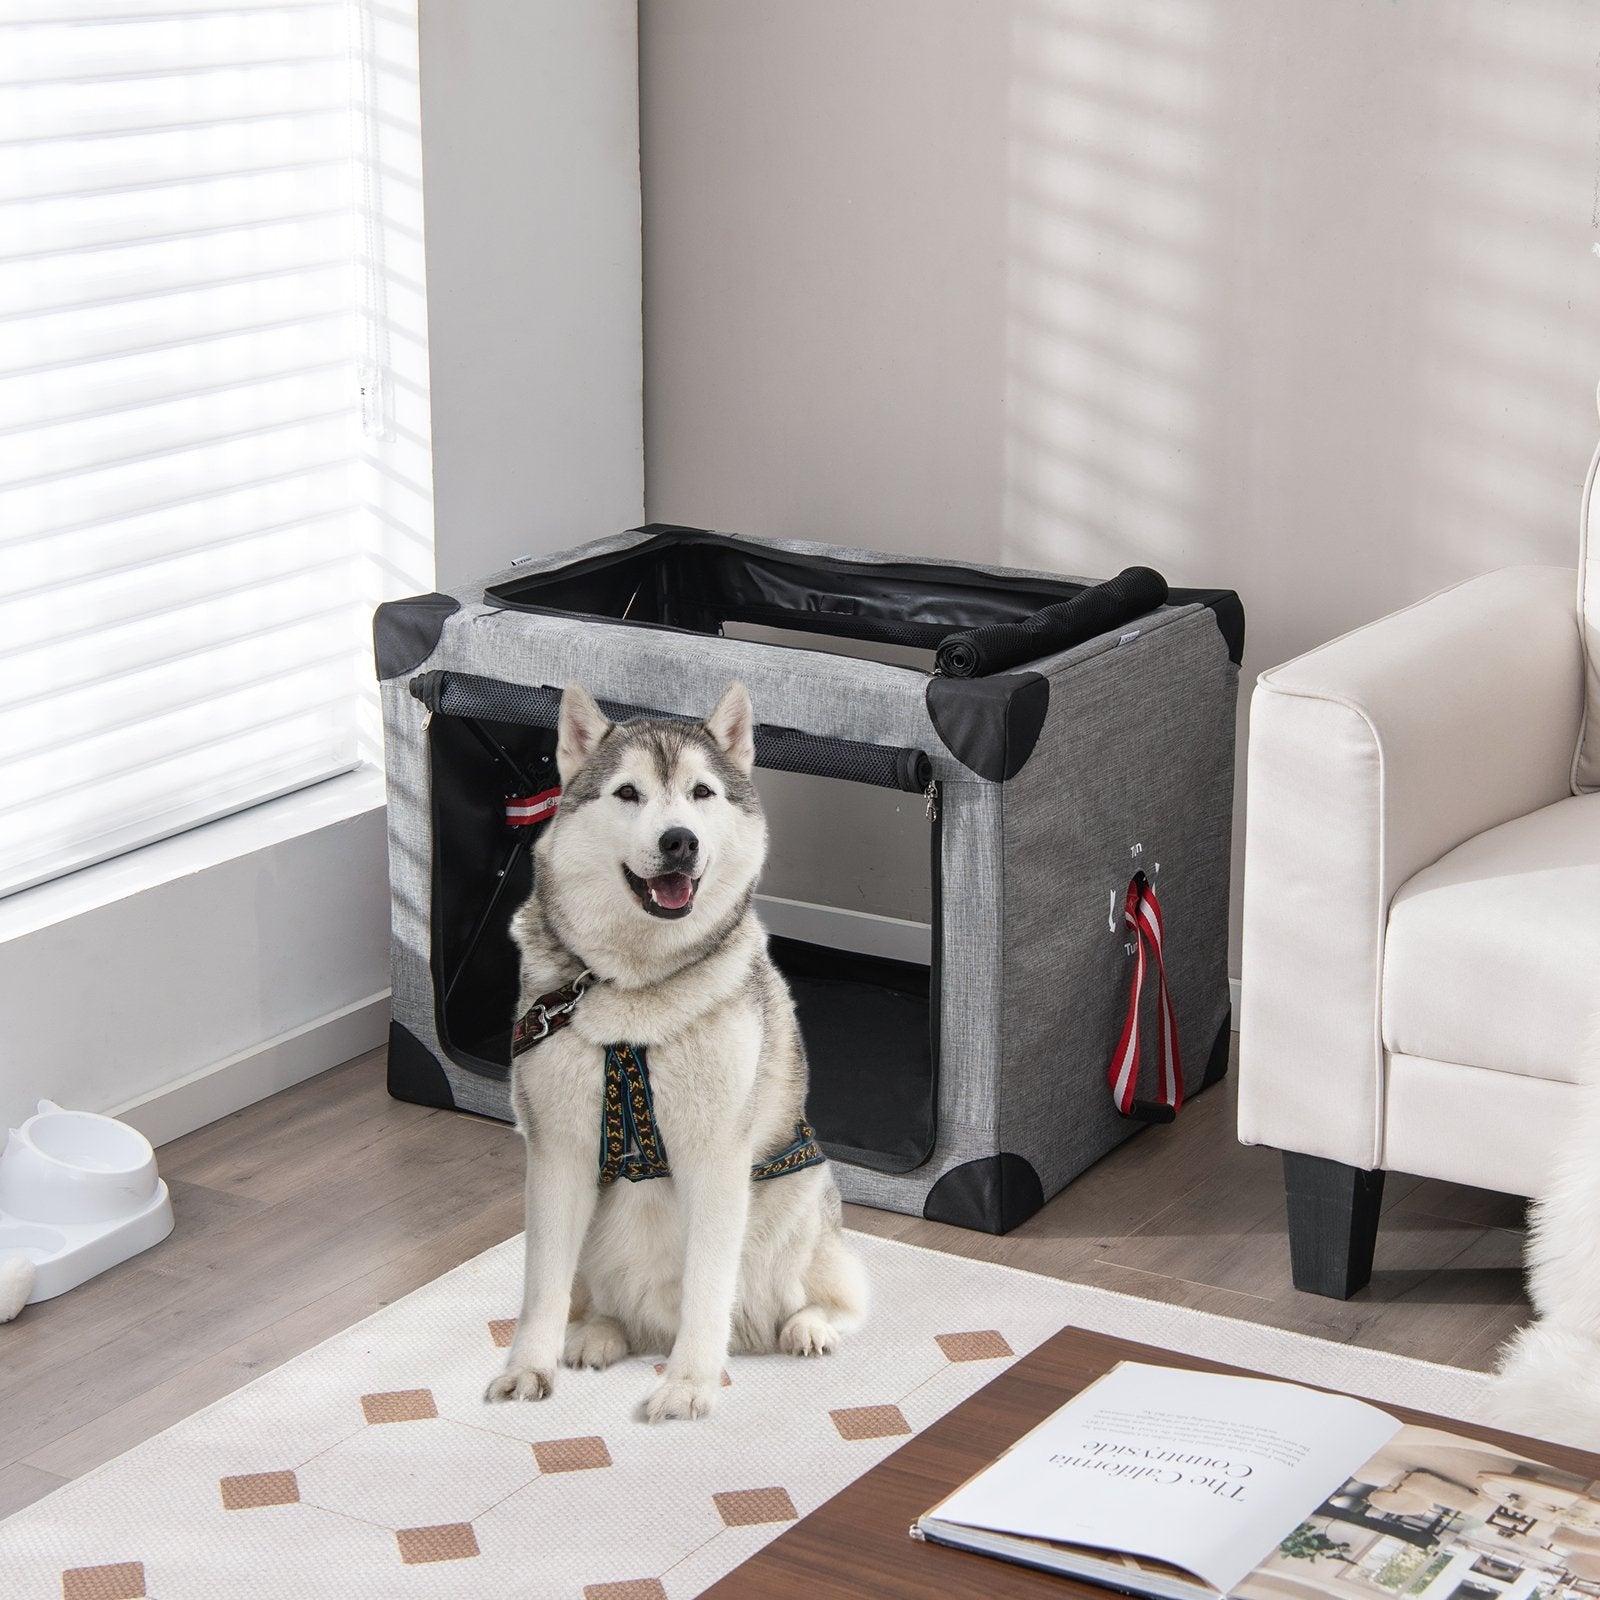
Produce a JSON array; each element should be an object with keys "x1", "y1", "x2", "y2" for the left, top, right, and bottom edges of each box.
[{"x1": 704, "y1": 1325, "x2": 1600, "y2": 1599}]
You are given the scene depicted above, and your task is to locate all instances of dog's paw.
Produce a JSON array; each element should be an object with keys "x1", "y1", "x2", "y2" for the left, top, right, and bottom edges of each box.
[
  {"x1": 641, "y1": 1375, "x2": 719, "y2": 1423},
  {"x1": 564, "y1": 1317, "x2": 629, "y2": 1370},
  {"x1": 484, "y1": 1364, "x2": 555, "y2": 1403},
  {"x1": 779, "y1": 1308, "x2": 840, "y2": 1358}
]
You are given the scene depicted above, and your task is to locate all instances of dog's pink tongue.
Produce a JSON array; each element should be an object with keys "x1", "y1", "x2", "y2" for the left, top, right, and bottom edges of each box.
[{"x1": 648, "y1": 873, "x2": 694, "y2": 910}]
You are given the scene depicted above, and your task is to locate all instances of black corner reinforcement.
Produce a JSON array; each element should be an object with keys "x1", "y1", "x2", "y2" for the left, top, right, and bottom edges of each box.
[
  {"x1": 1202, "y1": 592, "x2": 1245, "y2": 665},
  {"x1": 373, "y1": 592, "x2": 460, "y2": 680},
  {"x1": 922, "y1": 1153, "x2": 1046, "y2": 1234},
  {"x1": 387, "y1": 1020, "x2": 458, "y2": 1110},
  {"x1": 925, "y1": 673, "x2": 1050, "y2": 782}
]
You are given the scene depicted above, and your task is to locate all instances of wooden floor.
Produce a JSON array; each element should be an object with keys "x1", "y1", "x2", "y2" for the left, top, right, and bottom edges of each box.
[{"x1": 0, "y1": 1040, "x2": 1532, "y2": 1521}]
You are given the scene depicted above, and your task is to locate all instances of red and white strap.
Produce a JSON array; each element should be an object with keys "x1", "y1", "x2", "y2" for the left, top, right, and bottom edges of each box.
[
  {"x1": 505, "y1": 786, "x2": 561, "y2": 826},
  {"x1": 1106, "y1": 871, "x2": 1183, "y2": 1122}
]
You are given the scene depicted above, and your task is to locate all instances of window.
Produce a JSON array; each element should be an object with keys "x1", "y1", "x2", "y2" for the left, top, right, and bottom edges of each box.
[{"x1": 0, "y1": 0, "x2": 433, "y2": 897}]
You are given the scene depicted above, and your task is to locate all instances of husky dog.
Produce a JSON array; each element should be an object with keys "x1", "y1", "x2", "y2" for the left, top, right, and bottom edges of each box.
[{"x1": 486, "y1": 681, "x2": 868, "y2": 1422}]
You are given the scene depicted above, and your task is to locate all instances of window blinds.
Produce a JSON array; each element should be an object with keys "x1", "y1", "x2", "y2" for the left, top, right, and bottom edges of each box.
[{"x1": 1, "y1": 0, "x2": 381, "y2": 896}]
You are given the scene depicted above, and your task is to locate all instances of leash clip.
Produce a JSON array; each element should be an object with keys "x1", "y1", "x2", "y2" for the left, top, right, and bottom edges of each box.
[
  {"x1": 516, "y1": 969, "x2": 593, "y2": 1047},
  {"x1": 543, "y1": 969, "x2": 592, "y2": 1028}
]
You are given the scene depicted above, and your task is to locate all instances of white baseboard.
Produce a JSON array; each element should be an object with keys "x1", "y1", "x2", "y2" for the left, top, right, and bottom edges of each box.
[
  {"x1": 1231, "y1": 977, "x2": 1241, "y2": 1020},
  {"x1": 754, "y1": 894, "x2": 931, "y2": 963},
  {"x1": 109, "y1": 992, "x2": 392, "y2": 1149}
]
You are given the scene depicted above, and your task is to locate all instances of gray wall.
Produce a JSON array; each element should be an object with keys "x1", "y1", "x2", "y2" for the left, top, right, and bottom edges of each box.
[
  {"x1": 422, "y1": 0, "x2": 644, "y2": 585},
  {"x1": 640, "y1": 0, "x2": 1600, "y2": 970}
]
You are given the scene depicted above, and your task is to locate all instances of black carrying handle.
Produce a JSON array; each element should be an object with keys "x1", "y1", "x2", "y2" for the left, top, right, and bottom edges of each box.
[
  {"x1": 933, "y1": 566, "x2": 1169, "y2": 678},
  {"x1": 409, "y1": 671, "x2": 932, "y2": 795}
]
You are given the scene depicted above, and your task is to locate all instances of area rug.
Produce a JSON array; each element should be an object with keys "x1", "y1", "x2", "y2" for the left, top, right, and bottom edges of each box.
[{"x1": 0, "y1": 1231, "x2": 1495, "y2": 1600}]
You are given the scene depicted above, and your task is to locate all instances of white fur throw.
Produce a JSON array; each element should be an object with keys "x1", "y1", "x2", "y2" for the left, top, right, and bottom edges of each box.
[
  {"x1": 0, "y1": 1255, "x2": 34, "y2": 1323},
  {"x1": 1488, "y1": 1074, "x2": 1600, "y2": 1448}
]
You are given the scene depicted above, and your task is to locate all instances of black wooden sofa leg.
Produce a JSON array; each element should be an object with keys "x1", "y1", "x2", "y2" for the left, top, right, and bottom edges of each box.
[{"x1": 1282, "y1": 1151, "x2": 1386, "y2": 1299}]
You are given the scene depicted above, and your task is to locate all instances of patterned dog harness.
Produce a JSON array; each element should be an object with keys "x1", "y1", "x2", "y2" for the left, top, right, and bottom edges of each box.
[
  {"x1": 597, "y1": 1042, "x2": 825, "y2": 1187},
  {"x1": 513, "y1": 981, "x2": 827, "y2": 1188}
]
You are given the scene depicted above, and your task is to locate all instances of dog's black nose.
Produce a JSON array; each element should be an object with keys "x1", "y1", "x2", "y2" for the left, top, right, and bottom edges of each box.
[{"x1": 658, "y1": 826, "x2": 698, "y2": 862}]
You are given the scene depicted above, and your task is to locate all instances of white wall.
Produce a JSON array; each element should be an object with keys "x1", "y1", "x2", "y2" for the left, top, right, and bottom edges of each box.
[
  {"x1": 639, "y1": 0, "x2": 1600, "y2": 970},
  {"x1": 0, "y1": 777, "x2": 392, "y2": 1145},
  {"x1": 421, "y1": 0, "x2": 645, "y2": 583}
]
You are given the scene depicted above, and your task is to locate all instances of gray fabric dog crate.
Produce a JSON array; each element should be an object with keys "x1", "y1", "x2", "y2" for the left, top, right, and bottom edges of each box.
[{"x1": 376, "y1": 525, "x2": 1243, "y2": 1234}]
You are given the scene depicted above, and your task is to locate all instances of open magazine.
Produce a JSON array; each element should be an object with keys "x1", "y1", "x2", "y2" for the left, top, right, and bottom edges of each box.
[{"x1": 914, "y1": 1362, "x2": 1599, "y2": 1600}]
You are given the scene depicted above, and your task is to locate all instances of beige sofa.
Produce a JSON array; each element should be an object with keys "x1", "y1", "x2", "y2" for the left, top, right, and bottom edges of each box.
[{"x1": 1238, "y1": 428, "x2": 1600, "y2": 1298}]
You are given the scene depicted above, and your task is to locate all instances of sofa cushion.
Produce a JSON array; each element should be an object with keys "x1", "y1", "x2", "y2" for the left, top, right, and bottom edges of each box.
[{"x1": 1383, "y1": 792, "x2": 1600, "y2": 1082}]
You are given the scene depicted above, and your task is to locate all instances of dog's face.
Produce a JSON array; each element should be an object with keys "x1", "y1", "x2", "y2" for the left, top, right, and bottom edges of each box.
[{"x1": 536, "y1": 682, "x2": 767, "y2": 960}]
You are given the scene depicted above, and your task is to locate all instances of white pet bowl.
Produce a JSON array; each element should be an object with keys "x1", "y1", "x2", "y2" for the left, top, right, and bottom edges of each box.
[{"x1": 0, "y1": 1101, "x2": 174, "y2": 1303}]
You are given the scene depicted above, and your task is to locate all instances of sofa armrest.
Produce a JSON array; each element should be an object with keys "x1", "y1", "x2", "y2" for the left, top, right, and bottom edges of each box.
[{"x1": 1238, "y1": 565, "x2": 1582, "y2": 1169}]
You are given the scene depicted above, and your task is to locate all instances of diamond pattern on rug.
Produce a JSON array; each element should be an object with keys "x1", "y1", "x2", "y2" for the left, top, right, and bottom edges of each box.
[
  {"x1": 220, "y1": 1470, "x2": 299, "y2": 1511},
  {"x1": 360, "y1": 1387, "x2": 437, "y2": 1424},
  {"x1": 61, "y1": 1562, "x2": 145, "y2": 1600},
  {"x1": 652, "y1": 1362, "x2": 732, "y2": 1386},
  {"x1": 829, "y1": 1403, "x2": 911, "y2": 1441},
  {"x1": 299, "y1": 1416, "x2": 537, "y2": 1529},
  {"x1": 488, "y1": 1318, "x2": 516, "y2": 1348},
  {"x1": 712, "y1": 1487, "x2": 799, "y2": 1527},
  {"x1": 583, "y1": 1582, "x2": 668, "y2": 1600},
  {"x1": 936, "y1": 1329, "x2": 1015, "y2": 1362},
  {"x1": 396, "y1": 1523, "x2": 480, "y2": 1565},
  {"x1": 532, "y1": 1435, "x2": 613, "y2": 1473}
]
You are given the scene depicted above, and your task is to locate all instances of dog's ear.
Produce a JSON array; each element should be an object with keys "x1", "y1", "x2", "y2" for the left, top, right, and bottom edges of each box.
[
  {"x1": 704, "y1": 681, "x2": 755, "y2": 775},
  {"x1": 557, "y1": 683, "x2": 612, "y2": 781}
]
